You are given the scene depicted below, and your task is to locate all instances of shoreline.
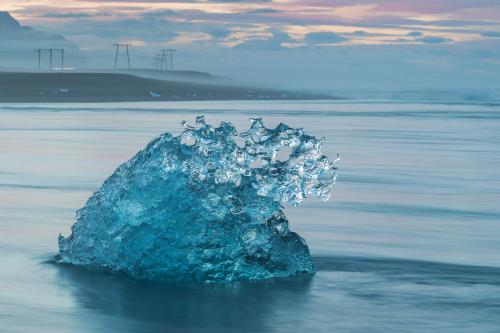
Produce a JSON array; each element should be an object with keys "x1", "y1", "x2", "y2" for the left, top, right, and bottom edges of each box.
[{"x1": 0, "y1": 71, "x2": 334, "y2": 103}]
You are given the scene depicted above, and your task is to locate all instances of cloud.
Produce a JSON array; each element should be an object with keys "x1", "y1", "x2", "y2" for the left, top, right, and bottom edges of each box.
[
  {"x1": 304, "y1": 32, "x2": 347, "y2": 44},
  {"x1": 141, "y1": 9, "x2": 177, "y2": 19},
  {"x1": 349, "y1": 30, "x2": 392, "y2": 38},
  {"x1": 170, "y1": 32, "x2": 212, "y2": 45},
  {"x1": 321, "y1": 0, "x2": 500, "y2": 15},
  {"x1": 233, "y1": 30, "x2": 292, "y2": 50},
  {"x1": 407, "y1": 31, "x2": 423, "y2": 37},
  {"x1": 6, "y1": 1, "x2": 499, "y2": 57},
  {"x1": 39, "y1": 13, "x2": 181, "y2": 43},
  {"x1": 216, "y1": 0, "x2": 271, "y2": 2},
  {"x1": 352, "y1": 30, "x2": 370, "y2": 36},
  {"x1": 245, "y1": 8, "x2": 282, "y2": 14},
  {"x1": 41, "y1": 13, "x2": 98, "y2": 18},
  {"x1": 416, "y1": 36, "x2": 452, "y2": 44},
  {"x1": 481, "y1": 31, "x2": 500, "y2": 37},
  {"x1": 207, "y1": 27, "x2": 232, "y2": 39},
  {"x1": 75, "y1": 0, "x2": 270, "y2": 2}
]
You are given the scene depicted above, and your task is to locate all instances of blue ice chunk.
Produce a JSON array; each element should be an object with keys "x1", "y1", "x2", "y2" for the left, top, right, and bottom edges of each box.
[{"x1": 57, "y1": 117, "x2": 339, "y2": 282}]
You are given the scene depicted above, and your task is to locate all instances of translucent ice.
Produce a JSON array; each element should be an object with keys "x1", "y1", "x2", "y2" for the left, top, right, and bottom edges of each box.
[{"x1": 57, "y1": 117, "x2": 339, "y2": 282}]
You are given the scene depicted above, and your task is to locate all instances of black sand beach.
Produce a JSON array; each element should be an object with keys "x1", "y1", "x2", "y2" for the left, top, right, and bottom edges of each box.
[{"x1": 0, "y1": 72, "x2": 330, "y2": 103}]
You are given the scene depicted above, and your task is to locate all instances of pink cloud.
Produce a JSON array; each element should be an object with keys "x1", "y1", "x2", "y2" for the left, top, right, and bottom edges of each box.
[{"x1": 304, "y1": 0, "x2": 500, "y2": 14}]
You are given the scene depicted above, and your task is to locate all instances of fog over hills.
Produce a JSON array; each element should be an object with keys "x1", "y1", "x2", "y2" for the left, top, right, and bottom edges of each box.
[{"x1": 0, "y1": 12, "x2": 79, "y2": 70}]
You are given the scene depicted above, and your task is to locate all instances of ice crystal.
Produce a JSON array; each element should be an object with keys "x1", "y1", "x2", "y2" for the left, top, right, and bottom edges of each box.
[{"x1": 57, "y1": 117, "x2": 338, "y2": 282}]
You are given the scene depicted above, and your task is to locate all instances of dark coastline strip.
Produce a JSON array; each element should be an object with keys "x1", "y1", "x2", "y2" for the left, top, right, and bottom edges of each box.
[{"x1": 0, "y1": 72, "x2": 333, "y2": 103}]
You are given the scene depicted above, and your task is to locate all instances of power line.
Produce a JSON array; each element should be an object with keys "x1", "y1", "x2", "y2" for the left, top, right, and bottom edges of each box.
[
  {"x1": 155, "y1": 49, "x2": 176, "y2": 71},
  {"x1": 113, "y1": 43, "x2": 131, "y2": 70},
  {"x1": 33, "y1": 48, "x2": 65, "y2": 71}
]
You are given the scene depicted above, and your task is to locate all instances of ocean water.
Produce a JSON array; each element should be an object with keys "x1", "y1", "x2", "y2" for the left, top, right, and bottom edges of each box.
[{"x1": 1, "y1": 100, "x2": 499, "y2": 332}]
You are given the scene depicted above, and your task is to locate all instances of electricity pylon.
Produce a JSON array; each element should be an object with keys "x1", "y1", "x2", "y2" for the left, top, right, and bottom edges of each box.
[
  {"x1": 113, "y1": 43, "x2": 131, "y2": 70},
  {"x1": 34, "y1": 48, "x2": 65, "y2": 71}
]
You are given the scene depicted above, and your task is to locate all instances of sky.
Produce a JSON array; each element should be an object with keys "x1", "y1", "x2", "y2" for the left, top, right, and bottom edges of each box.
[{"x1": 2, "y1": 0, "x2": 500, "y2": 91}]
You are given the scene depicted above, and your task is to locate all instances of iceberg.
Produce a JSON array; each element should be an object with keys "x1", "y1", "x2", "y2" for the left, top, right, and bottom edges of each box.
[{"x1": 57, "y1": 117, "x2": 339, "y2": 282}]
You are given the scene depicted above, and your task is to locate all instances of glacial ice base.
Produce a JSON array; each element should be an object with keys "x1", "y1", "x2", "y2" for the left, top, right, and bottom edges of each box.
[{"x1": 57, "y1": 117, "x2": 338, "y2": 283}]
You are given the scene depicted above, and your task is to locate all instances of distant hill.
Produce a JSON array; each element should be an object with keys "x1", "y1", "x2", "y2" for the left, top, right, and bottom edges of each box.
[
  {"x1": 0, "y1": 11, "x2": 21, "y2": 28},
  {"x1": 0, "y1": 12, "x2": 79, "y2": 69}
]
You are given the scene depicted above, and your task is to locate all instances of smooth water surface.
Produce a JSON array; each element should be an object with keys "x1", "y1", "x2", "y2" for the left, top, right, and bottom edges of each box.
[{"x1": 1, "y1": 100, "x2": 499, "y2": 332}]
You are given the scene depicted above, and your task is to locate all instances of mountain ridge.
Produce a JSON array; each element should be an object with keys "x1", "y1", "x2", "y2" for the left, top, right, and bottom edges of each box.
[{"x1": 0, "y1": 11, "x2": 77, "y2": 46}]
